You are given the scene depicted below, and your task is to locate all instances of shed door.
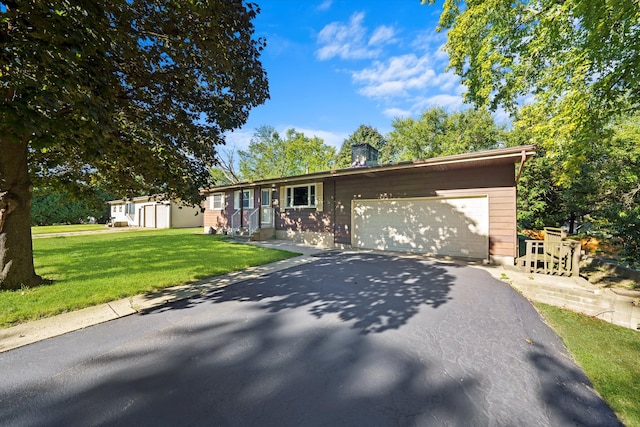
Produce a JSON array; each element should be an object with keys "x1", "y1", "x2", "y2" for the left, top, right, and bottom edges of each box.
[
  {"x1": 351, "y1": 195, "x2": 489, "y2": 259},
  {"x1": 143, "y1": 205, "x2": 155, "y2": 228},
  {"x1": 155, "y1": 205, "x2": 169, "y2": 228}
]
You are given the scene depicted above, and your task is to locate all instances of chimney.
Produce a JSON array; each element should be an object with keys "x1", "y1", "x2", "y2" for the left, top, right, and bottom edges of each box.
[{"x1": 350, "y1": 143, "x2": 379, "y2": 167}]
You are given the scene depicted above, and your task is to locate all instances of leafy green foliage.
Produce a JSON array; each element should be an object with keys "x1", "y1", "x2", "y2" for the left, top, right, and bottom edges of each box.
[
  {"x1": 335, "y1": 125, "x2": 387, "y2": 169},
  {"x1": 594, "y1": 115, "x2": 640, "y2": 267},
  {"x1": 383, "y1": 107, "x2": 504, "y2": 162},
  {"x1": 425, "y1": 0, "x2": 640, "y2": 176},
  {"x1": 513, "y1": 112, "x2": 640, "y2": 266},
  {"x1": 1, "y1": 0, "x2": 269, "y2": 203},
  {"x1": 1, "y1": 1, "x2": 268, "y2": 289},
  {"x1": 31, "y1": 187, "x2": 112, "y2": 225},
  {"x1": 239, "y1": 126, "x2": 336, "y2": 180}
]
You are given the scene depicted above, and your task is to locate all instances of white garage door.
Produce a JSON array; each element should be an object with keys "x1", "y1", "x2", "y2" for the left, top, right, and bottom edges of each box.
[
  {"x1": 155, "y1": 204, "x2": 169, "y2": 228},
  {"x1": 352, "y1": 195, "x2": 489, "y2": 259},
  {"x1": 143, "y1": 205, "x2": 156, "y2": 228}
]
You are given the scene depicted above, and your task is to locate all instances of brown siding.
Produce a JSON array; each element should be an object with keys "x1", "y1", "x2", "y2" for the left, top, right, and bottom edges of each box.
[
  {"x1": 203, "y1": 163, "x2": 518, "y2": 259},
  {"x1": 275, "y1": 181, "x2": 334, "y2": 233},
  {"x1": 332, "y1": 164, "x2": 517, "y2": 258}
]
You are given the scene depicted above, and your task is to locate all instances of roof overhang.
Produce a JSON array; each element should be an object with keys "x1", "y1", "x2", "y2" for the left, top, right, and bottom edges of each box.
[
  {"x1": 201, "y1": 145, "x2": 536, "y2": 194},
  {"x1": 106, "y1": 194, "x2": 169, "y2": 205}
]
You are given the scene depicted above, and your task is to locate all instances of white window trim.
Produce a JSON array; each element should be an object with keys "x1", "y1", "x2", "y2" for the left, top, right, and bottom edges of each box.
[
  {"x1": 125, "y1": 202, "x2": 135, "y2": 216},
  {"x1": 234, "y1": 189, "x2": 254, "y2": 209},
  {"x1": 284, "y1": 184, "x2": 318, "y2": 209},
  {"x1": 210, "y1": 192, "x2": 225, "y2": 210}
]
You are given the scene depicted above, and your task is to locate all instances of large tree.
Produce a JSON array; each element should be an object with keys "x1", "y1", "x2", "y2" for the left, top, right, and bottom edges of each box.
[
  {"x1": 424, "y1": 0, "x2": 640, "y2": 174},
  {"x1": 0, "y1": 1, "x2": 268, "y2": 289},
  {"x1": 383, "y1": 107, "x2": 504, "y2": 163},
  {"x1": 239, "y1": 126, "x2": 336, "y2": 180},
  {"x1": 334, "y1": 125, "x2": 387, "y2": 169}
]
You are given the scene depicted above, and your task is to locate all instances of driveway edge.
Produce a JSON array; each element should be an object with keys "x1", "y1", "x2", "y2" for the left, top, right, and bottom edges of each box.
[{"x1": 0, "y1": 252, "x2": 319, "y2": 353}]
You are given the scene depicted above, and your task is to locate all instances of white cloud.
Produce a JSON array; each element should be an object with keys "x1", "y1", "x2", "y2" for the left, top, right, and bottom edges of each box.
[
  {"x1": 411, "y1": 29, "x2": 448, "y2": 55},
  {"x1": 224, "y1": 126, "x2": 347, "y2": 153},
  {"x1": 492, "y1": 106, "x2": 512, "y2": 127},
  {"x1": 352, "y1": 53, "x2": 461, "y2": 99},
  {"x1": 412, "y1": 94, "x2": 464, "y2": 111},
  {"x1": 368, "y1": 25, "x2": 396, "y2": 46},
  {"x1": 316, "y1": 12, "x2": 395, "y2": 61},
  {"x1": 291, "y1": 126, "x2": 348, "y2": 149},
  {"x1": 223, "y1": 129, "x2": 254, "y2": 151},
  {"x1": 383, "y1": 107, "x2": 412, "y2": 119},
  {"x1": 317, "y1": 0, "x2": 332, "y2": 11}
]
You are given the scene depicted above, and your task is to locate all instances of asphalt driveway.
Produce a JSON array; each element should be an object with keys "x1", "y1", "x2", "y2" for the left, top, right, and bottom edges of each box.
[{"x1": 0, "y1": 252, "x2": 620, "y2": 426}]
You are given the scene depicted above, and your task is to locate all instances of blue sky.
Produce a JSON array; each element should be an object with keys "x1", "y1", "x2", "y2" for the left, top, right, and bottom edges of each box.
[{"x1": 226, "y1": 0, "x2": 472, "y2": 152}]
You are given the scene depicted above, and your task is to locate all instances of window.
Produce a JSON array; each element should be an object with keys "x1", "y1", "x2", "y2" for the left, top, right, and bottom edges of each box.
[
  {"x1": 125, "y1": 203, "x2": 135, "y2": 215},
  {"x1": 261, "y1": 189, "x2": 271, "y2": 207},
  {"x1": 234, "y1": 189, "x2": 253, "y2": 209},
  {"x1": 210, "y1": 193, "x2": 224, "y2": 210},
  {"x1": 285, "y1": 184, "x2": 316, "y2": 208},
  {"x1": 112, "y1": 206, "x2": 116, "y2": 213}
]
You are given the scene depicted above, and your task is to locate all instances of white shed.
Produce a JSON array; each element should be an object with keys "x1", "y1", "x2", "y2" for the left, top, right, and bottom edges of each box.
[{"x1": 107, "y1": 196, "x2": 203, "y2": 229}]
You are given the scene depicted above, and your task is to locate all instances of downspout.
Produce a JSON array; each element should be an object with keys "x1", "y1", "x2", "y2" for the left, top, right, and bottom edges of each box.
[
  {"x1": 514, "y1": 149, "x2": 530, "y2": 262},
  {"x1": 333, "y1": 178, "x2": 337, "y2": 248},
  {"x1": 515, "y1": 150, "x2": 528, "y2": 183}
]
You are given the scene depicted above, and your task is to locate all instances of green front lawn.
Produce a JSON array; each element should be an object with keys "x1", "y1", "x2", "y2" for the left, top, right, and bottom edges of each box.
[
  {"x1": 1, "y1": 228, "x2": 297, "y2": 327},
  {"x1": 536, "y1": 303, "x2": 640, "y2": 427},
  {"x1": 32, "y1": 224, "x2": 107, "y2": 234}
]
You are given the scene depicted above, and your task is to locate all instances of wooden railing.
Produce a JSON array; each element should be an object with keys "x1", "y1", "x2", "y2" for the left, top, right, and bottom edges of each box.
[{"x1": 519, "y1": 227, "x2": 581, "y2": 276}]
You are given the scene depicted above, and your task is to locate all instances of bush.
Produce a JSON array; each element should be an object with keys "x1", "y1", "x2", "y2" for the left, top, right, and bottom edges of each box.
[{"x1": 31, "y1": 189, "x2": 111, "y2": 226}]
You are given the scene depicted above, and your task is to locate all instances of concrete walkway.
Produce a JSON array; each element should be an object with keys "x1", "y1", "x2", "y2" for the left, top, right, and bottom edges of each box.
[{"x1": 1, "y1": 240, "x2": 638, "y2": 354}]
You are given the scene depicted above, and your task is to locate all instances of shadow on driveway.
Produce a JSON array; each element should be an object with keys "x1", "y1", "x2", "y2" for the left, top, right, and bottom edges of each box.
[
  {"x1": 148, "y1": 252, "x2": 458, "y2": 334},
  {"x1": 0, "y1": 252, "x2": 622, "y2": 426}
]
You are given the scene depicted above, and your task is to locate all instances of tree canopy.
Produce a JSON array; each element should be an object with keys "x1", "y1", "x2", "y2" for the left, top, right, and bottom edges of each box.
[
  {"x1": 238, "y1": 126, "x2": 336, "y2": 181},
  {"x1": 335, "y1": 125, "x2": 387, "y2": 169},
  {"x1": 425, "y1": 0, "x2": 640, "y2": 173},
  {"x1": 383, "y1": 107, "x2": 504, "y2": 162},
  {"x1": 0, "y1": 1, "x2": 268, "y2": 289}
]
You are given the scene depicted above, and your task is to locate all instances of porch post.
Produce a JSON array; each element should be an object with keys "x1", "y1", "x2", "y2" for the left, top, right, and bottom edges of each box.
[
  {"x1": 239, "y1": 187, "x2": 244, "y2": 228},
  {"x1": 258, "y1": 186, "x2": 262, "y2": 227}
]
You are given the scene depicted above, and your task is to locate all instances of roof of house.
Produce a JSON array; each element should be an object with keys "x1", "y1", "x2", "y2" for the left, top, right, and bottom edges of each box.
[
  {"x1": 106, "y1": 195, "x2": 171, "y2": 205},
  {"x1": 201, "y1": 144, "x2": 536, "y2": 193}
]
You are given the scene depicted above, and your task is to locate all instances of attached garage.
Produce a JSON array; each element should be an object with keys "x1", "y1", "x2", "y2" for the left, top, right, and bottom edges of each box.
[
  {"x1": 201, "y1": 145, "x2": 536, "y2": 266},
  {"x1": 352, "y1": 195, "x2": 489, "y2": 259}
]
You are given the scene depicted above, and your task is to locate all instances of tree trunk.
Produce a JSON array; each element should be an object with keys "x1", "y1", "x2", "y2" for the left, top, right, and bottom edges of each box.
[
  {"x1": 569, "y1": 212, "x2": 576, "y2": 235},
  {"x1": 0, "y1": 138, "x2": 42, "y2": 290}
]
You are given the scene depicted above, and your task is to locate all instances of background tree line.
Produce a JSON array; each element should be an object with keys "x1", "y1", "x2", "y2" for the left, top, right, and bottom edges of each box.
[
  {"x1": 219, "y1": 105, "x2": 638, "y2": 267},
  {"x1": 31, "y1": 188, "x2": 112, "y2": 226},
  {"x1": 3, "y1": 0, "x2": 637, "y2": 290}
]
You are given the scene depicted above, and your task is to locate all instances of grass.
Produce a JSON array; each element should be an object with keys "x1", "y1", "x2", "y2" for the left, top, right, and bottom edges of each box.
[
  {"x1": 1, "y1": 228, "x2": 297, "y2": 327},
  {"x1": 32, "y1": 224, "x2": 107, "y2": 234},
  {"x1": 535, "y1": 303, "x2": 640, "y2": 427}
]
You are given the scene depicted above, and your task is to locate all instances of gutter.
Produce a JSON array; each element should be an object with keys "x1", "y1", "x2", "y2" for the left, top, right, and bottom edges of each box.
[{"x1": 201, "y1": 145, "x2": 537, "y2": 194}]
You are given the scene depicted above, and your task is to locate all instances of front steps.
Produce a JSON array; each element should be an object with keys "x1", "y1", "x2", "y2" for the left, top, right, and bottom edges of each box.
[{"x1": 231, "y1": 227, "x2": 275, "y2": 242}]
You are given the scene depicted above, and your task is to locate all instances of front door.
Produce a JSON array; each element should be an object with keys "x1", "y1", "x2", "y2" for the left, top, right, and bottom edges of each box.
[{"x1": 261, "y1": 189, "x2": 273, "y2": 226}]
